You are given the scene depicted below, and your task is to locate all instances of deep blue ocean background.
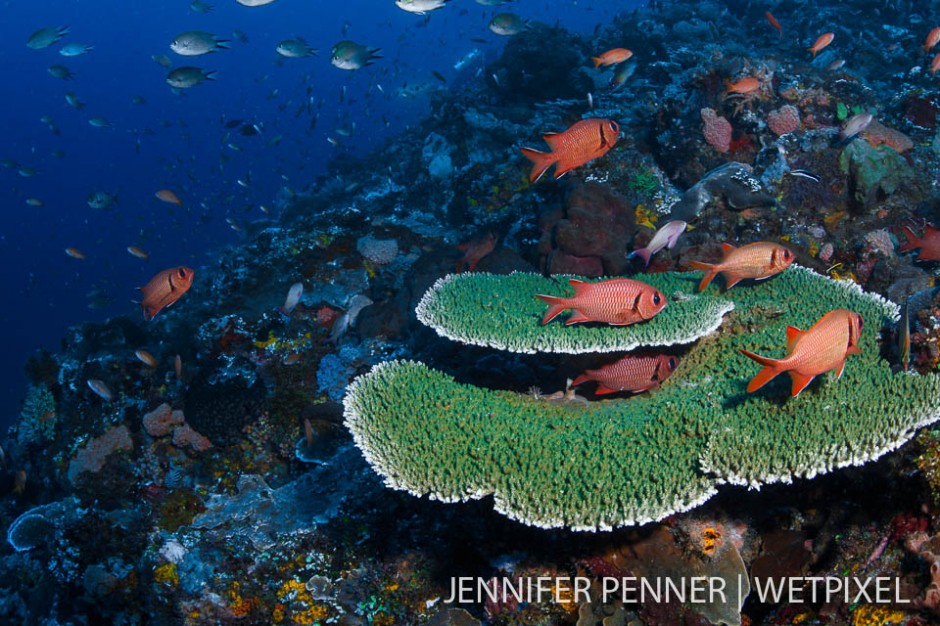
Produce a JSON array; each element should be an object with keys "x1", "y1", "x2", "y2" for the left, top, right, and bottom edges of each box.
[{"x1": 0, "y1": 0, "x2": 639, "y2": 427}]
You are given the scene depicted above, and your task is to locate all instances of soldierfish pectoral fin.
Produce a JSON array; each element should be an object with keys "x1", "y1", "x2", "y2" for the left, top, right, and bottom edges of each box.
[{"x1": 789, "y1": 371, "x2": 816, "y2": 397}]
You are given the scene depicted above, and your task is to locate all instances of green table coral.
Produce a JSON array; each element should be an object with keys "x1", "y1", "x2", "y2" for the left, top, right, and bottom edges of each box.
[
  {"x1": 417, "y1": 272, "x2": 734, "y2": 354},
  {"x1": 345, "y1": 267, "x2": 940, "y2": 530}
]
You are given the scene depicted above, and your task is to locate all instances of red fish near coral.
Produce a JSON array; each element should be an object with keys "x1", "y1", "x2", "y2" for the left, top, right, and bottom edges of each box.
[
  {"x1": 573, "y1": 353, "x2": 678, "y2": 395},
  {"x1": 808, "y1": 32, "x2": 834, "y2": 57},
  {"x1": 725, "y1": 76, "x2": 759, "y2": 96},
  {"x1": 456, "y1": 231, "x2": 498, "y2": 272},
  {"x1": 740, "y1": 309, "x2": 863, "y2": 397},
  {"x1": 899, "y1": 224, "x2": 940, "y2": 262},
  {"x1": 138, "y1": 266, "x2": 194, "y2": 320},
  {"x1": 765, "y1": 11, "x2": 782, "y2": 37},
  {"x1": 536, "y1": 278, "x2": 666, "y2": 326},
  {"x1": 688, "y1": 242, "x2": 794, "y2": 291},
  {"x1": 591, "y1": 48, "x2": 633, "y2": 68},
  {"x1": 520, "y1": 118, "x2": 619, "y2": 183}
]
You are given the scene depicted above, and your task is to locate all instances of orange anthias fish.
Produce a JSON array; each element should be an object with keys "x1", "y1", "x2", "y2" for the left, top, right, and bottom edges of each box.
[
  {"x1": 456, "y1": 231, "x2": 498, "y2": 272},
  {"x1": 931, "y1": 53, "x2": 940, "y2": 75},
  {"x1": 899, "y1": 224, "x2": 940, "y2": 261},
  {"x1": 536, "y1": 278, "x2": 666, "y2": 326},
  {"x1": 740, "y1": 309, "x2": 864, "y2": 397},
  {"x1": 808, "y1": 32, "x2": 835, "y2": 57},
  {"x1": 155, "y1": 189, "x2": 183, "y2": 206},
  {"x1": 591, "y1": 48, "x2": 633, "y2": 68},
  {"x1": 725, "y1": 76, "x2": 760, "y2": 95},
  {"x1": 688, "y1": 242, "x2": 794, "y2": 291},
  {"x1": 925, "y1": 26, "x2": 940, "y2": 53},
  {"x1": 520, "y1": 118, "x2": 619, "y2": 183},
  {"x1": 138, "y1": 266, "x2": 194, "y2": 320},
  {"x1": 573, "y1": 353, "x2": 678, "y2": 395},
  {"x1": 765, "y1": 11, "x2": 782, "y2": 37}
]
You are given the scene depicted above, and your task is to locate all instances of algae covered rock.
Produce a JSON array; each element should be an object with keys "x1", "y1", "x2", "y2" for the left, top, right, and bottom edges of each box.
[
  {"x1": 346, "y1": 267, "x2": 940, "y2": 530},
  {"x1": 839, "y1": 139, "x2": 916, "y2": 212}
]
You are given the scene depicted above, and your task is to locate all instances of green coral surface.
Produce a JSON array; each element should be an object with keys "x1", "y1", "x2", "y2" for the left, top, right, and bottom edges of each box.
[
  {"x1": 417, "y1": 272, "x2": 734, "y2": 354},
  {"x1": 345, "y1": 267, "x2": 940, "y2": 530}
]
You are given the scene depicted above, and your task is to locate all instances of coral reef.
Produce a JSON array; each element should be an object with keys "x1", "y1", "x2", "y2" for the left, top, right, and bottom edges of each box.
[{"x1": 348, "y1": 267, "x2": 940, "y2": 529}]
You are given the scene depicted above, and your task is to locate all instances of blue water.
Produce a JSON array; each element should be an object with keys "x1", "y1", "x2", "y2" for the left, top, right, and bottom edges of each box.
[{"x1": 0, "y1": 0, "x2": 636, "y2": 424}]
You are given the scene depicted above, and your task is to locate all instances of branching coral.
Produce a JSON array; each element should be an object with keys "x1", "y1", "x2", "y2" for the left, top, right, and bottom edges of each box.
[{"x1": 346, "y1": 267, "x2": 940, "y2": 530}]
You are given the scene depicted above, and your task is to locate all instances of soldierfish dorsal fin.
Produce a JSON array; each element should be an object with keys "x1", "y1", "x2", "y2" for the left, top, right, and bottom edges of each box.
[
  {"x1": 569, "y1": 279, "x2": 589, "y2": 296},
  {"x1": 721, "y1": 242, "x2": 736, "y2": 255},
  {"x1": 786, "y1": 325, "x2": 804, "y2": 351},
  {"x1": 542, "y1": 132, "x2": 561, "y2": 149}
]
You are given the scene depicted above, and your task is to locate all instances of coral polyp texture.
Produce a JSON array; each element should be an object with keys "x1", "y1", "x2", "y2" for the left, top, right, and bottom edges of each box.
[
  {"x1": 416, "y1": 272, "x2": 734, "y2": 354},
  {"x1": 345, "y1": 267, "x2": 940, "y2": 530}
]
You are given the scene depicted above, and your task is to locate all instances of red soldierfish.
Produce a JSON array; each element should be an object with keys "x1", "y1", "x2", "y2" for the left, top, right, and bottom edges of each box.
[
  {"x1": 899, "y1": 225, "x2": 940, "y2": 262},
  {"x1": 628, "y1": 220, "x2": 686, "y2": 267},
  {"x1": 520, "y1": 118, "x2": 619, "y2": 183},
  {"x1": 688, "y1": 241, "x2": 794, "y2": 291},
  {"x1": 573, "y1": 353, "x2": 678, "y2": 395},
  {"x1": 740, "y1": 309, "x2": 863, "y2": 397},
  {"x1": 138, "y1": 266, "x2": 194, "y2": 320},
  {"x1": 536, "y1": 278, "x2": 666, "y2": 326}
]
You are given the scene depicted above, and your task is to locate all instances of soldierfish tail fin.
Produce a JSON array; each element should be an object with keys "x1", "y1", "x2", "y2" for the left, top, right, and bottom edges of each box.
[
  {"x1": 591, "y1": 56, "x2": 604, "y2": 68},
  {"x1": 740, "y1": 349, "x2": 784, "y2": 393},
  {"x1": 898, "y1": 226, "x2": 922, "y2": 253},
  {"x1": 628, "y1": 246, "x2": 653, "y2": 267},
  {"x1": 687, "y1": 260, "x2": 718, "y2": 291},
  {"x1": 534, "y1": 294, "x2": 570, "y2": 325},
  {"x1": 808, "y1": 47, "x2": 817, "y2": 58},
  {"x1": 520, "y1": 147, "x2": 555, "y2": 184}
]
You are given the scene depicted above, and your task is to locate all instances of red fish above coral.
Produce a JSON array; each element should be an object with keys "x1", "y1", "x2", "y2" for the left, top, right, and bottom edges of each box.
[
  {"x1": 688, "y1": 241, "x2": 794, "y2": 291},
  {"x1": 536, "y1": 278, "x2": 666, "y2": 326},
  {"x1": 138, "y1": 266, "x2": 194, "y2": 320},
  {"x1": 899, "y1": 224, "x2": 940, "y2": 262},
  {"x1": 520, "y1": 118, "x2": 619, "y2": 183},
  {"x1": 573, "y1": 353, "x2": 678, "y2": 395},
  {"x1": 740, "y1": 309, "x2": 863, "y2": 397}
]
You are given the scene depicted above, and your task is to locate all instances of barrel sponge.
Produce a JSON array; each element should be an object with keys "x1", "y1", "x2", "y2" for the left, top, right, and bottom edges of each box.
[
  {"x1": 416, "y1": 272, "x2": 734, "y2": 354},
  {"x1": 345, "y1": 267, "x2": 940, "y2": 530}
]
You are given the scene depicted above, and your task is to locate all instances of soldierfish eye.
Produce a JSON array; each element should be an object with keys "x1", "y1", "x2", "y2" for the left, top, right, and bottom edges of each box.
[
  {"x1": 857, "y1": 315, "x2": 864, "y2": 331},
  {"x1": 668, "y1": 357, "x2": 677, "y2": 370},
  {"x1": 609, "y1": 121, "x2": 619, "y2": 133},
  {"x1": 178, "y1": 268, "x2": 187, "y2": 279},
  {"x1": 652, "y1": 293, "x2": 661, "y2": 306},
  {"x1": 783, "y1": 249, "x2": 791, "y2": 260}
]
